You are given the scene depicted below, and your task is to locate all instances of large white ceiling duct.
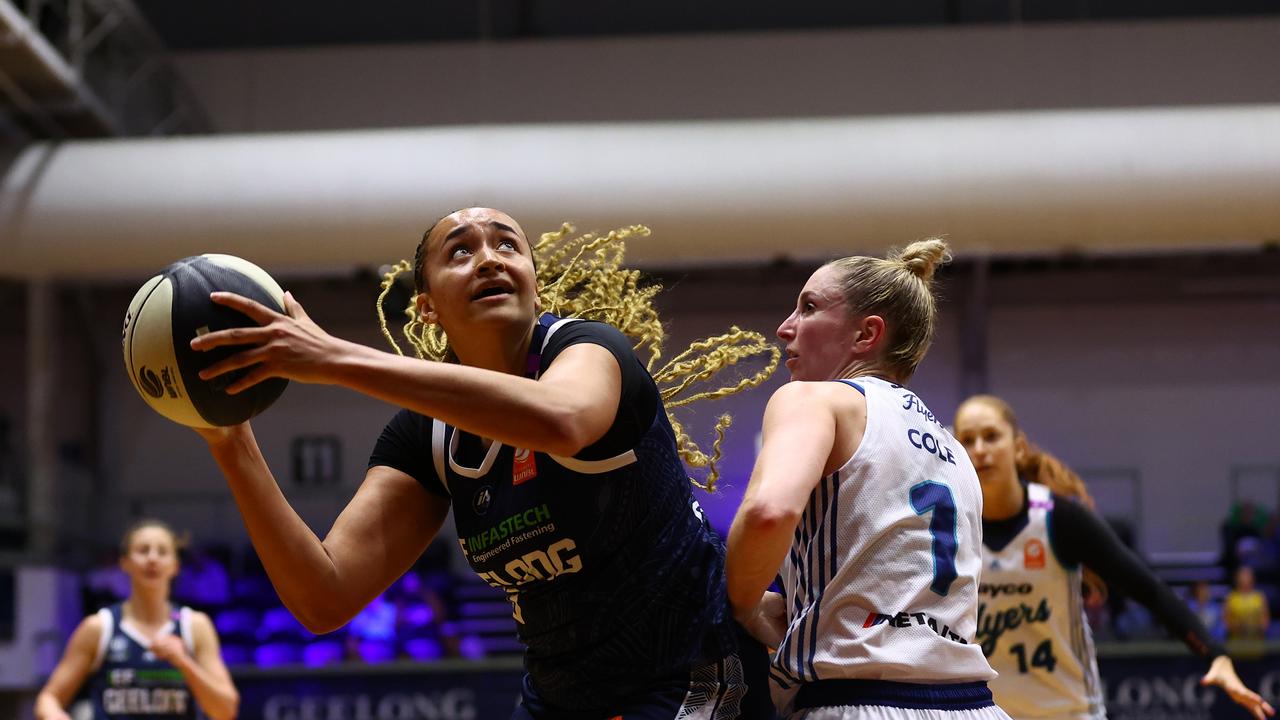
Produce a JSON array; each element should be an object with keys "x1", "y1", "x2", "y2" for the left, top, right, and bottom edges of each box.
[{"x1": 2, "y1": 104, "x2": 1279, "y2": 279}]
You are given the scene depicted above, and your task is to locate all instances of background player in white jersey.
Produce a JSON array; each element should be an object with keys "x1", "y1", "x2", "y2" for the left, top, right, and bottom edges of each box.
[
  {"x1": 726, "y1": 240, "x2": 1005, "y2": 720},
  {"x1": 34, "y1": 519, "x2": 239, "y2": 720},
  {"x1": 953, "y1": 394, "x2": 1273, "y2": 720}
]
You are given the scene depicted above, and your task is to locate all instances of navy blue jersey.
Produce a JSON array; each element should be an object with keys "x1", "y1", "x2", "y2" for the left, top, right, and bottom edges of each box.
[
  {"x1": 85, "y1": 603, "x2": 196, "y2": 720},
  {"x1": 371, "y1": 315, "x2": 740, "y2": 711}
]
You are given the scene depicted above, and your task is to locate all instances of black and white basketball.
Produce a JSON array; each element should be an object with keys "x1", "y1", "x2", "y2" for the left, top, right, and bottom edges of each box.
[{"x1": 122, "y1": 254, "x2": 289, "y2": 428}]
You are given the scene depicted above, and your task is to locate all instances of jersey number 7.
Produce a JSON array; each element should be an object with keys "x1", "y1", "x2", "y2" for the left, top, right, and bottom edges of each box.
[{"x1": 910, "y1": 480, "x2": 959, "y2": 596}]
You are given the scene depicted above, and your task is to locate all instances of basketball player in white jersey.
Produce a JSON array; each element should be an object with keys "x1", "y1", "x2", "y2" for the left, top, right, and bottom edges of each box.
[
  {"x1": 726, "y1": 240, "x2": 1005, "y2": 720},
  {"x1": 953, "y1": 395, "x2": 1273, "y2": 720}
]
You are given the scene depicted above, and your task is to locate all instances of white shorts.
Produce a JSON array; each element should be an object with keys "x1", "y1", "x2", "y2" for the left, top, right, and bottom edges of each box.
[
  {"x1": 795, "y1": 704, "x2": 1013, "y2": 720},
  {"x1": 783, "y1": 680, "x2": 1013, "y2": 720}
]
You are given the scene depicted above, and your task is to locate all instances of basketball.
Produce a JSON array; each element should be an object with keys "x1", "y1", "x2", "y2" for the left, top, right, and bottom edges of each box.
[{"x1": 121, "y1": 254, "x2": 289, "y2": 428}]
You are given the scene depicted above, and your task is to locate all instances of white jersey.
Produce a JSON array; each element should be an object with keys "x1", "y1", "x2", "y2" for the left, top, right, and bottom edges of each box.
[
  {"x1": 772, "y1": 377, "x2": 995, "y2": 713},
  {"x1": 979, "y1": 483, "x2": 1104, "y2": 720}
]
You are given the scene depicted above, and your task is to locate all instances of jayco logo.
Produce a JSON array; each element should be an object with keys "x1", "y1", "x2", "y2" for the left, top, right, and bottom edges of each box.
[
  {"x1": 979, "y1": 582, "x2": 1033, "y2": 597},
  {"x1": 975, "y1": 598, "x2": 1052, "y2": 656}
]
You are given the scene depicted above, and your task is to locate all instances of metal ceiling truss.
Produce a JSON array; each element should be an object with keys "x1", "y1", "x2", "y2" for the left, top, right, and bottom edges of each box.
[{"x1": 0, "y1": 0, "x2": 208, "y2": 139}]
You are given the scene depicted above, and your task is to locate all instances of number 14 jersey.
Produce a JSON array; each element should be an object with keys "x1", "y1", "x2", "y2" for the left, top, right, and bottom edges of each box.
[
  {"x1": 979, "y1": 483, "x2": 1104, "y2": 720},
  {"x1": 772, "y1": 377, "x2": 995, "y2": 708}
]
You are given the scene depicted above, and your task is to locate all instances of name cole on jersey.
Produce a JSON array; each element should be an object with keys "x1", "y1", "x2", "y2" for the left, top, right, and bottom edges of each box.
[{"x1": 900, "y1": 389, "x2": 959, "y2": 467}]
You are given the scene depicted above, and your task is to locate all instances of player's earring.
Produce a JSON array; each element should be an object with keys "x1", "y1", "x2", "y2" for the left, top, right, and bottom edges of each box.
[{"x1": 416, "y1": 295, "x2": 438, "y2": 325}]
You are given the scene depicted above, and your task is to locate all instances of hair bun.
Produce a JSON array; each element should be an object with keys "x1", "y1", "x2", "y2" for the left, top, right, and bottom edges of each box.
[{"x1": 894, "y1": 238, "x2": 951, "y2": 283}]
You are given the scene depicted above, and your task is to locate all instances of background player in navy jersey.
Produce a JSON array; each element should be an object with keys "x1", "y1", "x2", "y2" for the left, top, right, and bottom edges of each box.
[
  {"x1": 34, "y1": 519, "x2": 239, "y2": 720},
  {"x1": 189, "y1": 207, "x2": 778, "y2": 718},
  {"x1": 953, "y1": 395, "x2": 1273, "y2": 720},
  {"x1": 726, "y1": 240, "x2": 1006, "y2": 720}
]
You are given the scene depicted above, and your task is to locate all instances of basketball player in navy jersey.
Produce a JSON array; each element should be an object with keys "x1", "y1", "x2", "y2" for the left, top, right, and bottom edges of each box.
[
  {"x1": 35, "y1": 520, "x2": 239, "y2": 720},
  {"x1": 726, "y1": 240, "x2": 1006, "y2": 720},
  {"x1": 189, "y1": 208, "x2": 775, "y2": 718},
  {"x1": 953, "y1": 395, "x2": 1273, "y2": 720}
]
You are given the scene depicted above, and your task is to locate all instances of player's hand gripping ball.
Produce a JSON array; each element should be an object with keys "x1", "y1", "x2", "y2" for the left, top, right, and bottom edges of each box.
[{"x1": 122, "y1": 254, "x2": 288, "y2": 427}]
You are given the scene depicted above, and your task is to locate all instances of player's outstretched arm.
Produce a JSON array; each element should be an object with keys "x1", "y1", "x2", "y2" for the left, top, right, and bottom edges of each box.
[
  {"x1": 197, "y1": 423, "x2": 449, "y2": 632},
  {"x1": 193, "y1": 292, "x2": 622, "y2": 457},
  {"x1": 1054, "y1": 500, "x2": 1274, "y2": 720}
]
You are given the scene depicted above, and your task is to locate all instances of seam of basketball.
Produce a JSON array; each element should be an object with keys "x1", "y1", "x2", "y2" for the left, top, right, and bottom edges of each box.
[{"x1": 127, "y1": 277, "x2": 166, "y2": 389}]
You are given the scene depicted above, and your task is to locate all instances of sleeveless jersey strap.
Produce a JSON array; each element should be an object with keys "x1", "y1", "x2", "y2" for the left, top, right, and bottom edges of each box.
[
  {"x1": 834, "y1": 379, "x2": 866, "y2": 395},
  {"x1": 1027, "y1": 482, "x2": 1072, "y2": 569},
  {"x1": 177, "y1": 606, "x2": 196, "y2": 655},
  {"x1": 1027, "y1": 482, "x2": 1054, "y2": 520},
  {"x1": 91, "y1": 607, "x2": 114, "y2": 670},
  {"x1": 431, "y1": 419, "x2": 448, "y2": 494}
]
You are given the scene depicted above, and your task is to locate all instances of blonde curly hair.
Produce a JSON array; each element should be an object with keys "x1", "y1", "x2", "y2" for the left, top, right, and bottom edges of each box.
[{"x1": 376, "y1": 220, "x2": 779, "y2": 492}]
